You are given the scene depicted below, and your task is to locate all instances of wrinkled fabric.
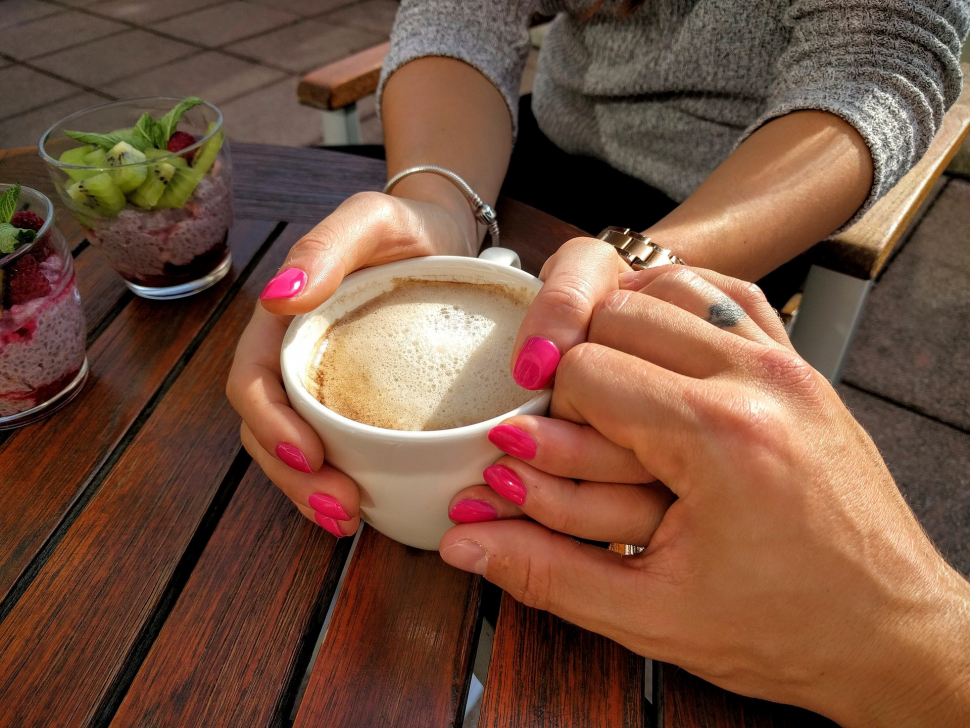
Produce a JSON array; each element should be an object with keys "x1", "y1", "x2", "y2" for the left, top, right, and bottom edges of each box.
[{"x1": 378, "y1": 0, "x2": 968, "y2": 222}]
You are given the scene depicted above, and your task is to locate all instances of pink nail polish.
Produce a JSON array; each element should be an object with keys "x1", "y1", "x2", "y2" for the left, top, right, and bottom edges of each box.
[
  {"x1": 276, "y1": 442, "x2": 312, "y2": 473},
  {"x1": 260, "y1": 268, "x2": 306, "y2": 300},
  {"x1": 315, "y1": 512, "x2": 345, "y2": 538},
  {"x1": 483, "y1": 464, "x2": 526, "y2": 506},
  {"x1": 488, "y1": 424, "x2": 537, "y2": 460},
  {"x1": 449, "y1": 499, "x2": 498, "y2": 524},
  {"x1": 309, "y1": 493, "x2": 349, "y2": 520},
  {"x1": 512, "y1": 337, "x2": 560, "y2": 390},
  {"x1": 441, "y1": 541, "x2": 488, "y2": 574}
]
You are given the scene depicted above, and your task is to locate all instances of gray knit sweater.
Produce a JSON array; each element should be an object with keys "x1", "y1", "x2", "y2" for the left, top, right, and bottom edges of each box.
[{"x1": 378, "y1": 0, "x2": 968, "y2": 219}]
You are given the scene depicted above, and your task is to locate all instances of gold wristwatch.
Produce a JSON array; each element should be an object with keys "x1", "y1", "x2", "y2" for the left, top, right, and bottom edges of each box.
[{"x1": 596, "y1": 226, "x2": 684, "y2": 269}]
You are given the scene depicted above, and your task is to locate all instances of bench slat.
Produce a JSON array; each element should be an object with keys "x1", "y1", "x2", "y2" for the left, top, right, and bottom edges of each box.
[
  {"x1": 293, "y1": 525, "x2": 483, "y2": 728},
  {"x1": 110, "y1": 459, "x2": 353, "y2": 726},
  {"x1": 479, "y1": 596, "x2": 647, "y2": 727},
  {"x1": 298, "y1": 42, "x2": 390, "y2": 111}
]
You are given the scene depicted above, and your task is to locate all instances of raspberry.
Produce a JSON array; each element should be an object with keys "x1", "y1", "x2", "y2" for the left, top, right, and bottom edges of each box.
[
  {"x1": 11, "y1": 210, "x2": 44, "y2": 233},
  {"x1": 5, "y1": 254, "x2": 52, "y2": 307},
  {"x1": 167, "y1": 131, "x2": 197, "y2": 163},
  {"x1": 30, "y1": 234, "x2": 56, "y2": 263}
]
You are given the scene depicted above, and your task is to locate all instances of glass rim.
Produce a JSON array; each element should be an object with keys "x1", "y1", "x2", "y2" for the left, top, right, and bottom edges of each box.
[
  {"x1": 38, "y1": 96, "x2": 224, "y2": 170},
  {"x1": 0, "y1": 184, "x2": 55, "y2": 268}
]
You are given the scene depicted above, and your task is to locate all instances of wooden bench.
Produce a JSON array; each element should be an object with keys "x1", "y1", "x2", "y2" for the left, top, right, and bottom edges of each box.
[{"x1": 299, "y1": 43, "x2": 970, "y2": 382}]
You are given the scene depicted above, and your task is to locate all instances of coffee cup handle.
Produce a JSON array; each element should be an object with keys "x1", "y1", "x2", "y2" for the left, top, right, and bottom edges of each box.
[{"x1": 477, "y1": 246, "x2": 521, "y2": 269}]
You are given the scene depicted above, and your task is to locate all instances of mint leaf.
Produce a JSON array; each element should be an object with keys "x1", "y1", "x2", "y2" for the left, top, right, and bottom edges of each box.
[
  {"x1": 64, "y1": 128, "x2": 149, "y2": 152},
  {"x1": 0, "y1": 223, "x2": 21, "y2": 254},
  {"x1": 157, "y1": 97, "x2": 204, "y2": 144},
  {"x1": 0, "y1": 184, "x2": 19, "y2": 224},
  {"x1": 133, "y1": 113, "x2": 162, "y2": 150}
]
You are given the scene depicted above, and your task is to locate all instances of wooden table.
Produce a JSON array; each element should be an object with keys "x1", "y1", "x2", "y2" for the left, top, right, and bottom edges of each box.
[{"x1": 0, "y1": 143, "x2": 836, "y2": 728}]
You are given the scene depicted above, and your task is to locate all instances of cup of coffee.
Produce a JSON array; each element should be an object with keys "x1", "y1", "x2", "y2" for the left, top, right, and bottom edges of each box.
[{"x1": 281, "y1": 253, "x2": 550, "y2": 550}]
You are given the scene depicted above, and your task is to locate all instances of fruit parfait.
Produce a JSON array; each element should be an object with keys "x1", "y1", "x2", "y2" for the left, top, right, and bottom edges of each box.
[
  {"x1": 39, "y1": 97, "x2": 233, "y2": 300},
  {"x1": 0, "y1": 184, "x2": 88, "y2": 429}
]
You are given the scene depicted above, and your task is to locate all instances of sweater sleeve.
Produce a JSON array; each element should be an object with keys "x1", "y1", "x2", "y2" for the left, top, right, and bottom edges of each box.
[
  {"x1": 376, "y1": 0, "x2": 540, "y2": 137},
  {"x1": 738, "y1": 0, "x2": 969, "y2": 226}
]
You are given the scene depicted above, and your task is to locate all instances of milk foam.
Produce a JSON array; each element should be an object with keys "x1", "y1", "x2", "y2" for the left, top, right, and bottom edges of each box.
[{"x1": 307, "y1": 279, "x2": 534, "y2": 431}]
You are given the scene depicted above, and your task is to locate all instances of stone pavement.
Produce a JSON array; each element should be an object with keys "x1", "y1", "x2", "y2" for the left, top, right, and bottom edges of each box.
[{"x1": 0, "y1": 0, "x2": 397, "y2": 148}]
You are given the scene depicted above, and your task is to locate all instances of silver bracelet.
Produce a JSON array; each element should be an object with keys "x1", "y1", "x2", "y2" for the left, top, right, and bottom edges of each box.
[{"x1": 383, "y1": 165, "x2": 500, "y2": 248}]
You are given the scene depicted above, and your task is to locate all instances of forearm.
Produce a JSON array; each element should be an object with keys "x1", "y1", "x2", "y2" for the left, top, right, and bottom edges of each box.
[
  {"x1": 645, "y1": 110, "x2": 874, "y2": 282},
  {"x1": 382, "y1": 57, "x2": 514, "y2": 255}
]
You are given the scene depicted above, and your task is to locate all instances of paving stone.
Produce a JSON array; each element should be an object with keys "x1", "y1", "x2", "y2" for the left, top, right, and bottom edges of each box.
[
  {"x1": 31, "y1": 29, "x2": 196, "y2": 87},
  {"x1": 226, "y1": 18, "x2": 382, "y2": 73},
  {"x1": 839, "y1": 386, "x2": 970, "y2": 577},
  {"x1": 842, "y1": 179, "x2": 970, "y2": 430},
  {"x1": 246, "y1": 0, "x2": 359, "y2": 17},
  {"x1": 0, "y1": 0, "x2": 62, "y2": 31},
  {"x1": 219, "y1": 75, "x2": 321, "y2": 146},
  {"x1": 0, "y1": 9, "x2": 126, "y2": 60},
  {"x1": 0, "y1": 65, "x2": 80, "y2": 120},
  {"x1": 323, "y1": 0, "x2": 398, "y2": 35},
  {"x1": 153, "y1": 2, "x2": 298, "y2": 48},
  {"x1": 0, "y1": 91, "x2": 106, "y2": 148},
  {"x1": 105, "y1": 50, "x2": 284, "y2": 104},
  {"x1": 88, "y1": 0, "x2": 228, "y2": 24},
  {"x1": 51, "y1": 0, "x2": 104, "y2": 6}
]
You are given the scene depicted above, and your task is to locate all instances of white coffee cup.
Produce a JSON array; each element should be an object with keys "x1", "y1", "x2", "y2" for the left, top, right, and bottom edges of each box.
[{"x1": 281, "y1": 252, "x2": 550, "y2": 550}]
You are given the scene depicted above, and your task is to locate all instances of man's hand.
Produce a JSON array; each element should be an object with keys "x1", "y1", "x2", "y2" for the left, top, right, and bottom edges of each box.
[{"x1": 442, "y1": 266, "x2": 970, "y2": 728}]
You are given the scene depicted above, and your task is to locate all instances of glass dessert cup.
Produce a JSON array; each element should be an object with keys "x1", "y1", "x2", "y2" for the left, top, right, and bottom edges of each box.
[
  {"x1": 0, "y1": 185, "x2": 88, "y2": 429},
  {"x1": 39, "y1": 97, "x2": 234, "y2": 301}
]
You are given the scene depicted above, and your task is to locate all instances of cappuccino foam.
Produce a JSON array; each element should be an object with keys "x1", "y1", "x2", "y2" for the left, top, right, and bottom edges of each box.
[{"x1": 307, "y1": 278, "x2": 534, "y2": 431}]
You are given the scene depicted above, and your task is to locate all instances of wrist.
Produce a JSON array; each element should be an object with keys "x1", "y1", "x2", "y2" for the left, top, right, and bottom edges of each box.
[
  {"x1": 835, "y1": 572, "x2": 970, "y2": 728},
  {"x1": 387, "y1": 173, "x2": 479, "y2": 256}
]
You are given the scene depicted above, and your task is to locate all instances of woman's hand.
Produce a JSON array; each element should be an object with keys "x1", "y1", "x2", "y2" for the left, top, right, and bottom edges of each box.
[
  {"x1": 442, "y1": 266, "x2": 970, "y2": 728},
  {"x1": 509, "y1": 236, "x2": 629, "y2": 390},
  {"x1": 227, "y1": 191, "x2": 472, "y2": 536}
]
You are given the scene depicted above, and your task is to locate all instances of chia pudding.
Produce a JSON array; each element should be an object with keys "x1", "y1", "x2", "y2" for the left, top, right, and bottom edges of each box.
[
  {"x1": 82, "y1": 162, "x2": 233, "y2": 287},
  {"x1": 0, "y1": 187, "x2": 87, "y2": 423}
]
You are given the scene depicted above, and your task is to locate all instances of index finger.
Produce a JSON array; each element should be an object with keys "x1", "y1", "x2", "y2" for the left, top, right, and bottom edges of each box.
[{"x1": 510, "y1": 237, "x2": 627, "y2": 390}]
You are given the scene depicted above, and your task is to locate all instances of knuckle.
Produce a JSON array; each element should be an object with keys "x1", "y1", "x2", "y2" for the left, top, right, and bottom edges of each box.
[
  {"x1": 540, "y1": 275, "x2": 597, "y2": 323},
  {"x1": 752, "y1": 346, "x2": 822, "y2": 400},
  {"x1": 596, "y1": 288, "x2": 635, "y2": 318},
  {"x1": 512, "y1": 555, "x2": 554, "y2": 611},
  {"x1": 558, "y1": 341, "x2": 604, "y2": 380}
]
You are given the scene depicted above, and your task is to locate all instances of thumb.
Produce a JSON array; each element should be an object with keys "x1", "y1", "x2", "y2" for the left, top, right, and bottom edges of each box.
[
  {"x1": 440, "y1": 520, "x2": 652, "y2": 645},
  {"x1": 259, "y1": 191, "x2": 463, "y2": 315}
]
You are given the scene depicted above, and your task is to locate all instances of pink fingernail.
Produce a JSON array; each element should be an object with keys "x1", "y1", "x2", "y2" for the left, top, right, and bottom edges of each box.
[
  {"x1": 483, "y1": 464, "x2": 526, "y2": 506},
  {"x1": 276, "y1": 442, "x2": 312, "y2": 473},
  {"x1": 315, "y1": 512, "x2": 345, "y2": 538},
  {"x1": 512, "y1": 337, "x2": 560, "y2": 390},
  {"x1": 449, "y1": 499, "x2": 498, "y2": 524},
  {"x1": 309, "y1": 493, "x2": 349, "y2": 520},
  {"x1": 261, "y1": 268, "x2": 306, "y2": 300},
  {"x1": 488, "y1": 424, "x2": 537, "y2": 459},
  {"x1": 441, "y1": 540, "x2": 488, "y2": 574},
  {"x1": 618, "y1": 271, "x2": 641, "y2": 288}
]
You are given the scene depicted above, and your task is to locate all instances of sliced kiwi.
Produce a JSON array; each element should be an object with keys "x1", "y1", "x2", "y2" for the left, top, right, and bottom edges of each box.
[
  {"x1": 104, "y1": 141, "x2": 148, "y2": 193},
  {"x1": 144, "y1": 147, "x2": 188, "y2": 169},
  {"x1": 128, "y1": 161, "x2": 176, "y2": 209},
  {"x1": 66, "y1": 172, "x2": 126, "y2": 216},
  {"x1": 191, "y1": 123, "x2": 223, "y2": 177},
  {"x1": 83, "y1": 147, "x2": 107, "y2": 167},
  {"x1": 58, "y1": 146, "x2": 97, "y2": 182},
  {"x1": 155, "y1": 167, "x2": 203, "y2": 209}
]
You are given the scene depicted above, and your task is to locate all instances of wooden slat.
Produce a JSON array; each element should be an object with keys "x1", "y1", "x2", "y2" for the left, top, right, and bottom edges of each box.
[
  {"x1": 73, "y1": 244, "x2": 130, "y2": 340},
  {"x1": 479, "y1": 597, "x2": 646, "y2": 727},
  {"x1": 110, "y1": 460, "x2": 353, "y2": 726},
  {"x1": 495, "y1": 197, "x2": 586, "y2": 274},
  {"x1": 656, "y1": 665, "x2": 838, "y2": 728},
  {"x1": 0, "y1": 218, "x2": 276, "y2": 603},
  {"x1": 232, "y1": 143, "x2": 385, "y2": 224},
  {"x1": 293, "y1": 526, "x2": 483, "y2": 728},
  {"x1": 813, "y1": 62, "x2": 970, "y2": 279},
  {"x1": 298, "y1": 42, "x2": 389, "y2": 110},
  {"x1": 0, "y1": 222, "x2": 305, "y2": 726}
]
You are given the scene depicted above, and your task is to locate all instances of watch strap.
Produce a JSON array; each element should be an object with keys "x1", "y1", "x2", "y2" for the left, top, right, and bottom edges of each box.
[{"x1": 596, "y1": 226, "x2": 684, "y2": 270}]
